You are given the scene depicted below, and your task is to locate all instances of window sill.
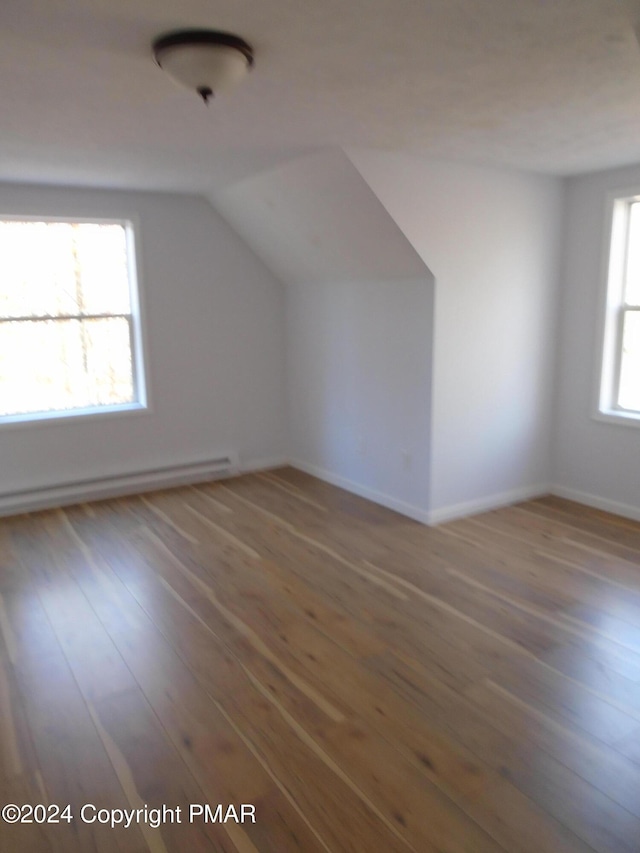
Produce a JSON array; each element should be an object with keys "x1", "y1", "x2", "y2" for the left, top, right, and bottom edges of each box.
[
  {"x1": 593, "y1": 408, "x2": 640, "y2": 429},
  {"x1": 0, "y1": 402, "x2": 150, "y2": 431}
]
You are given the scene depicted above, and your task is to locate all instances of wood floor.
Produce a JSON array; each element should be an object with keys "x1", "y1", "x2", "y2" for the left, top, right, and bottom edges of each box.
[{"x1": 1, "y1": 469, "x2": 640, "y2": 852}]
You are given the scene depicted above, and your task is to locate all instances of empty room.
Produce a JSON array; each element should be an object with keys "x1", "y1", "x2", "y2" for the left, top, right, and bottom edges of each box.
[{"x1": 1, "y1": 1, "x2": 640, "y2": 851}]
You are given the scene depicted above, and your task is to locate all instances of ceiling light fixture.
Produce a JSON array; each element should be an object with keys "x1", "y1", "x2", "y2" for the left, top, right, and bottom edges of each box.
[{"x1": 152, "y1": 29, "x2": 254, "y2": 104}]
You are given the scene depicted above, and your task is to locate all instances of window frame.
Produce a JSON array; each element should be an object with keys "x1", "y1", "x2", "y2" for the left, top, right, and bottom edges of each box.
[
  {"x1": 593, "y1": 189, "x2": 640, "y2": 428},
  {"x1": 0, "y1": 213, "x2": 150, "y2": 428}
]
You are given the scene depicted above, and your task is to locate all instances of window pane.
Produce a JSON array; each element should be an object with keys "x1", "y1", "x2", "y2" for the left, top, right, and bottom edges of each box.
[
  {"x1": 73, "y1": 224, "x2": 131, "y2": 315},
  {"x1": 83, "y1": 317, "x2": 134, "y2": 404},
  {"x1": 0, "y1": 222, "x2": 79, "y2": 318},
  {"x1": 0, "y1": 221, "x2": 131, "y2": 319},
  {"x1": 618, "y1": 310, "x2": 640, "y2": 412},
  {"x1": 626, "y1": 204, "x2": 640, "y2": 306},
  {"x1": 0, "y1": 318, "x2": 133, "y2": 417}
]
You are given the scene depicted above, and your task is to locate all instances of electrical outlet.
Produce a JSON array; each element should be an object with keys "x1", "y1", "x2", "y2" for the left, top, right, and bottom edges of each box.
[{"x1": 401, "y1": 450, "x2": 411, "y2": 470}]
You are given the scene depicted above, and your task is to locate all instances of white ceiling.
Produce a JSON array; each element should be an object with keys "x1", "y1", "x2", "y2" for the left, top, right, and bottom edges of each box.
[{"x1": 3, "y1": 0, "x2": 640, "y2": 193}]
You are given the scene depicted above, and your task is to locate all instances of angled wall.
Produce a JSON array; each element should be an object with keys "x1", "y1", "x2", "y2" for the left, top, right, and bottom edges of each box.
[
  {"x1": 348, "y1": 151, "x2": 564, "y2": 522},
  {"x1": 214, "y1": 147, "x2": 564, "y2": 524},
  {"x1": 214, "y1": 150, "x2": 434, "y2": 520}
]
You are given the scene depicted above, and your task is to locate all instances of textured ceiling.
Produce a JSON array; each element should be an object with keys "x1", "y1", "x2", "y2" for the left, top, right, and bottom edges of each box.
[{"x1": 2, "y1": 0, "x2": 640, "y2": 192}]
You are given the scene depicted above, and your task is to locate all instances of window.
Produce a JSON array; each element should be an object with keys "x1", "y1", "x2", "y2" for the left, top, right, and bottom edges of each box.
[
  {"x1": 597, "y1": 193, "x2": 640, "y2": 423},
  {"x1": 0, "y1": 217, "x2": 146, "y2": 423}
]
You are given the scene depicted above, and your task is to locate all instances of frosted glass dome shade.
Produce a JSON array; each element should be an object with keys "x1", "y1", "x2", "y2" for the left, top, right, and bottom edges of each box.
[{"x1": 153, "y1": 30, "x2": 254, "y2": 102}]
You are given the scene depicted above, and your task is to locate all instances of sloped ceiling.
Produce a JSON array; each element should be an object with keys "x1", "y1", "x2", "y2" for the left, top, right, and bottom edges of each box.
[
  {"x1": 213, "y1": 149, "x2": 428, "y2": 285},
  {"x1": 3, "y1": 0, "x2": 640, "y2": 193}
]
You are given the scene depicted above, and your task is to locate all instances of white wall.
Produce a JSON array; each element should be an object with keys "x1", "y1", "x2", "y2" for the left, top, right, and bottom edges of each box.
[
  {"x1": 553, "y1": 164, "x2": 640, "y2": 519},
  {"x1": 0, "y1": 154, "x2": 568, "y2": 525},
  {"x1": 0, "y1": 183, "x2": 287, "y2": 510},
  {"x1": 286, "y1": 277, "x2": 433, "y2": 520},
  {"x1": 348, "y1": 151, "x2": 564, "y2": 521},
  {"x1": 215, "y1": 150, "x2": 433, "y2": 520}
]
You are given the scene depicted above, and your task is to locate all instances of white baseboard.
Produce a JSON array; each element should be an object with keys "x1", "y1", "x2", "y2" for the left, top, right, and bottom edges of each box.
[
  {"x1": 550, "y1": 484, "x2": 640, "y2": 523},
  {"x1": 14, "y1": 453, "x2": 631, "y2": 535},
  {"x1": 0, "y1": 453, "x2": 241, "y2": 518},
  {"x1": 289, "y1": 459, "x2": 430, "y2": 524},
  {"x1": 426, "y1": 483, "x2": 550, "y2": 526}
]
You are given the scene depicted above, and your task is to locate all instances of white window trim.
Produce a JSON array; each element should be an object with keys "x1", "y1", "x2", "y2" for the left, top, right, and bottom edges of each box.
[
  {"x1": 593, "y1": 188, "x2": 640, "y2": 429},
  {"x1": 0, "y1": 213, "x2": 151, "y2": 428}
]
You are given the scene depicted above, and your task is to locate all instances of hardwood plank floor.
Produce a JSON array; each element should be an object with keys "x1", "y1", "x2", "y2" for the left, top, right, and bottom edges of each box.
[{"x1": 1, "y1": 469, "x2": 640, "y2": 852}]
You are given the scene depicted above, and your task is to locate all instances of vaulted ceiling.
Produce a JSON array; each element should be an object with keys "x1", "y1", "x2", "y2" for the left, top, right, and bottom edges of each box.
[{"x1": 3, "y1": 0, "x2": 640, "y2": 193}]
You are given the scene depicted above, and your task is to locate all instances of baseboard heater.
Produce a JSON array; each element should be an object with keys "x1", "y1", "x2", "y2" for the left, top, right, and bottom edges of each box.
[{"x1": 0, "y1": 452, "x2": 240, "y2": 517}]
